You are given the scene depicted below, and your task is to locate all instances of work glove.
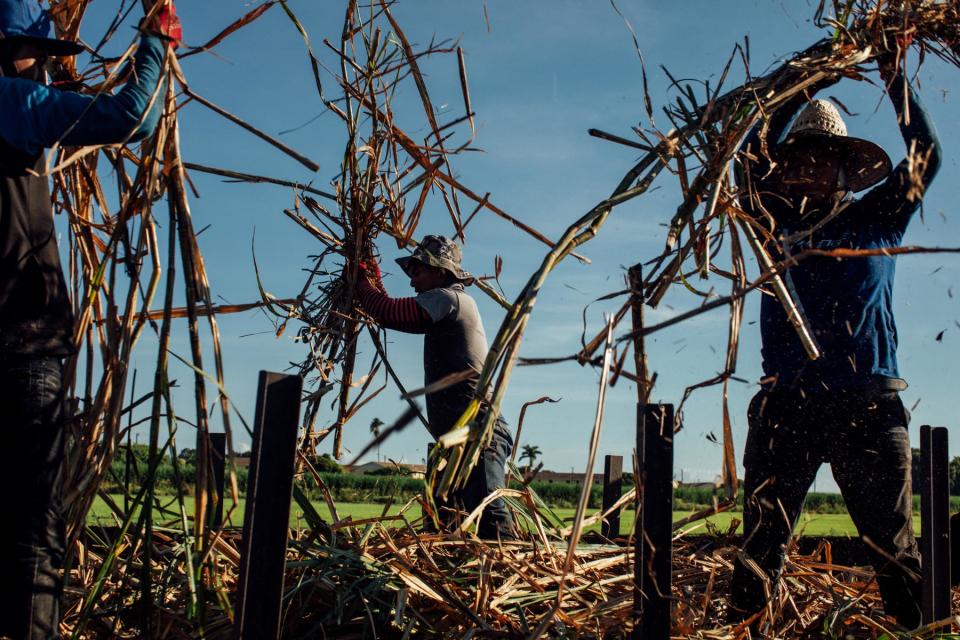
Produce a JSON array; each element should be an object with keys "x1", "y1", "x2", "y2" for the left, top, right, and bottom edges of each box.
[
  {"x1": 877, "y1": 31, "x2": 912, "y2": 81},
  {"x1": 143, "y1": 1, "x2": 183, "y2": 47},
  {"x1": 894, "y1": 31, "x2": 914, "y2": 52},
  {"x1": 876, "y1": 51, "x2": 902, "y2": 85},
  {"x1": 358, "y1": 260, "x2": 384, "y2": 291}
]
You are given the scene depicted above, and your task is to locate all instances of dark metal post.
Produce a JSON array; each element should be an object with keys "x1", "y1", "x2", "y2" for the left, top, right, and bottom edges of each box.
[
  {"x1": 920, "y1": 425, "x2": 950, "y2": 624},
  {"x1": 235, "y1": 372, "x2": 303, "y2": 640},
  {"x1": 602, "y1": 454, "x2": 623, "y2": 539},
  {"x1": 953, "y1": 512, "x2": 960, "y2": 596},
  {"x1": 209, "y1": 433, "x2": 227, "y2": 529},
  {"x1": 634, "y1": 403, "x2": 674, "y2": 640}
]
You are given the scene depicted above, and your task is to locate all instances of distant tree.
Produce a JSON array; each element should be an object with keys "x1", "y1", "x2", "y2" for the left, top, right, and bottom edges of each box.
[
  {"x1": 119, "y1": 443, "x2": 150, "y2": 462},
  {"x1": 370, "y1": 417, "x2": 385, "y2": 462},
  {"x1": 952, "y1": 456, "x2": 960, "y2": 495},
  {"x1": 178, "y1": 448, "x2": 197, "y2": 465},
  {"x1": 312, "y1": 453, "x2": 343, "y2": 474},
  {"x1": 520, "y1": 444, "x2": 542, "y2": 472}
]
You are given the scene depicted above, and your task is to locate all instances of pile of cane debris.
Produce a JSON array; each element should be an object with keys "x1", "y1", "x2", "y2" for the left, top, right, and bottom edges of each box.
[{"x1": 64, "y1": 494, "x2": 959, "y2": 638}]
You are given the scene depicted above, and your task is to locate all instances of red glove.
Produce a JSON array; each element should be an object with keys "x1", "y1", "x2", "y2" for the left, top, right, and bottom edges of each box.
[
  {"x1": 358, "y1": 260, "x2": 383, "y2": 287},
  {"x1": 146, "y1": 2, "x2": 183, "y2": 47},
  {"x1": 878, "y1": 31, "x2": 912, "y2": 81},
  {"x1": 895, "y1": 31, "x2": 913, "y2": 51}
]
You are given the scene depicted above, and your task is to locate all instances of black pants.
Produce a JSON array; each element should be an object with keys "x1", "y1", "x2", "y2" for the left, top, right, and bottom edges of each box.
[
  {"x1": 0, "y1": 356, "x2": 65, "y2": 640},
  {"x1": 432, "y1": 422, "x2": 515, "y2": 539},
  {"x1": 731, "y1": 387, "x2": 921, "y2": 628}
]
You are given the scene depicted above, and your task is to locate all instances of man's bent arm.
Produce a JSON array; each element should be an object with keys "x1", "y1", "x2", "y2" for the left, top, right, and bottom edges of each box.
[
  {"x1": 861, "y1": 66, "x2": 942, "y2": 226},
  {"x1": 356, "y1": 277, "x2": 432, "y2": 334},
  {"x1": 0, "y1": 34, "x2": 167, "y2": 155}
]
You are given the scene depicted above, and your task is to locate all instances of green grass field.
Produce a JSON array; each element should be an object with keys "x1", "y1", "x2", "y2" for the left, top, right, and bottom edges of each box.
[{"x1": 90, "y1": 495, "x2": 922, "y2": 537}]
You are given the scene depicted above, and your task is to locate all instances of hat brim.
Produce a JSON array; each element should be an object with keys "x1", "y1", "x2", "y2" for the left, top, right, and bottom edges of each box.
[
  {"x1": 395, "y1": 255, "x2": 475, "y2": 286},
  {"x1": 395, "y1": 255, "x2": 417, "y2": 275},
  {"x1": 775, "y1": 133, "x2": 892, "y2": 193},
  {"x1": 3, "y1": 35, "x2": 83, "y2": 57}
]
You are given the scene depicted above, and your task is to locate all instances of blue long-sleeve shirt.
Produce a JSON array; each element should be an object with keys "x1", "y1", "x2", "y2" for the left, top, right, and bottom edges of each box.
[
  {"x1": 740, "y1": 73, "x2": 942, "y2": 392},
  {"x1": 0, "y1": 34, "x2": 166, "y2": 155}
]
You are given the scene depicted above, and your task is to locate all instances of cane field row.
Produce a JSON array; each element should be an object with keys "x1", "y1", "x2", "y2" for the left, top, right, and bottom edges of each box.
[{"x1": 88, "y1": 494, "x2": 931, "y2": 538}]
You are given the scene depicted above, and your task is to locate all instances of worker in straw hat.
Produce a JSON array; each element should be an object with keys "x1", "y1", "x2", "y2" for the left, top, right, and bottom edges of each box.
[
  {"x1": 0, "y1": 1, "x2": 179, "y2": 636},
  {"x1": 357, "y1": 235, "x2": 515, "y2": 539},
  {"x1": 730, "y1": 52, "x2": 941, "y2": 629}
]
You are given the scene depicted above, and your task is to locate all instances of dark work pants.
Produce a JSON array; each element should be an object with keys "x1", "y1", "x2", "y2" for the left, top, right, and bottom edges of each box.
[
  {"x1": 731, "y1": 387, "x2": 921, "y2": 628},
  {"x1": 433, "y1": 421, "x2": 515, "y2": 539},
  {"x1": 0, "y1": 356, "x2": 65, "y2": 640}
]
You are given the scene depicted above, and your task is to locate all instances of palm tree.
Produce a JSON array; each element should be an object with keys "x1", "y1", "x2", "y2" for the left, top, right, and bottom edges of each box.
[
  {"x1": 520, "y1": 444, "x2": 542, "y2": 472},
  {"x1": 370, "y1": 418, "x2": 384, "y2": 462}
]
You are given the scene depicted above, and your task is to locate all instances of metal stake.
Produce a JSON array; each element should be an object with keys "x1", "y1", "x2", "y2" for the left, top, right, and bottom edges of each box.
[
  {"x1": 634, "y1": 403, "x2": 674, "y2": 639},
  {"x1": 235, "y1": 372, "x2": 303, "y2": 640},
  {"x1": 209, "y1": 433, "x2": 226, "y2": 529},
  {"x1": 602, "y1": 454, "x2": 623, "y2": 539},
  {"x1": 920, "y1": 425, "x2": 951, "y2": 624}
]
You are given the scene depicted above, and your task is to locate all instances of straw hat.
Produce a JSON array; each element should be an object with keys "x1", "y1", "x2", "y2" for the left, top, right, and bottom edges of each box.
[
  {"x1": 396, "y1": 235, "x2": 475, "y2": 286},
  {"x1": 0, "y1": 0, "x2": 83, "y2": 57},
  {"x1": 776, "y1": 99, "x2": 892, "y2": 193}
]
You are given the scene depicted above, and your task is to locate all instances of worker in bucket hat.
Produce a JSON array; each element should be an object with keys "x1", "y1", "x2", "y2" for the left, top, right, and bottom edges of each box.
[
  {"x1": 357, "y1": 235, "x2": 514, "y2": 539},
  {"x1": 0, "y1": 1, "x2": 179, "y2": 637},
  {"x1": 731, "y1": 52, "x2": 942, "y2": 631}
]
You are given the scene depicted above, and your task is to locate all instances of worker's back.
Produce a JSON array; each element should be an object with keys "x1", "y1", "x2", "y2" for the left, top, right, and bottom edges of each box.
[{"x1": 417, "y1": 283, "x2": 488, "y2": 439}]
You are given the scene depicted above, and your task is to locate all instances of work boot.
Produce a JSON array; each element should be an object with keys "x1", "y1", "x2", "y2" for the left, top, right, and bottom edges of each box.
[{"x1": 477, "y1": 518, "x2": 517, "y2": 541}]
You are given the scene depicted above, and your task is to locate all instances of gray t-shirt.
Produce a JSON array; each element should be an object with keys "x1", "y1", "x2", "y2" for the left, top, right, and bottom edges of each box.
[{"x1": 415, "y1": 284, "x2": 489, "y2": 439}]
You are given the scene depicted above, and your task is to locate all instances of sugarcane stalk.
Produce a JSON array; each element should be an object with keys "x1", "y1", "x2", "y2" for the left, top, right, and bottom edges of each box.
[
  {"x1": 737, "y1": 217, "x2": 821, "y2": 360},
  {"x1": 628, "y1": 265, "x2": 651, "y2": 403},
  {"x1": 562, "y1": 317, "x2": 614, "y2": 575}
]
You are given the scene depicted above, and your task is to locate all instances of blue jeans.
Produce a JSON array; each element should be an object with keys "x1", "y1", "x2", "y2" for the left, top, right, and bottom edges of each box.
[
  {"x1": 434, "y1": 420, "x2": 515, "y2": 539},
  {"x1": 731, "y1": 388, "x2": 921, "y2": 628},
  {"x1": 0, "y1": 356, "x2": 65, "y2": 640}
]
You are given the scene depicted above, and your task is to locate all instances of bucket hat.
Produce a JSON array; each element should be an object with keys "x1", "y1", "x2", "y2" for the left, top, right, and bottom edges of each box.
[
  {"x1": 775, "y1": 99, "x2": 892, "y2": 193},
  {"x1": 0, "y1": 0, "x2": 83, "y2": 57},
  {"x1": 395, "y1": 235, "x2": 475, "y2": 286}
]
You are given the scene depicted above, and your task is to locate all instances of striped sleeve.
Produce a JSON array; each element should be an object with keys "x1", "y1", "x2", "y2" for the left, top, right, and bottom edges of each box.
[{"x1": 356, "y1": 277, "x2": 432, "y2": 334}]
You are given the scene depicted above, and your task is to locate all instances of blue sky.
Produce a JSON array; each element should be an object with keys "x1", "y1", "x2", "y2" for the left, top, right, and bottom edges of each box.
[{"x1": 74, "y1": 1, "x2": 960, "y2": 492}]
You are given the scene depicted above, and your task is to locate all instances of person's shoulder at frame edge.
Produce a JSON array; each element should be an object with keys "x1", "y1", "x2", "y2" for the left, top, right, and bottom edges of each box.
[{"x1": 415, "y1": 287, "x2": 460, "y2": 323}]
